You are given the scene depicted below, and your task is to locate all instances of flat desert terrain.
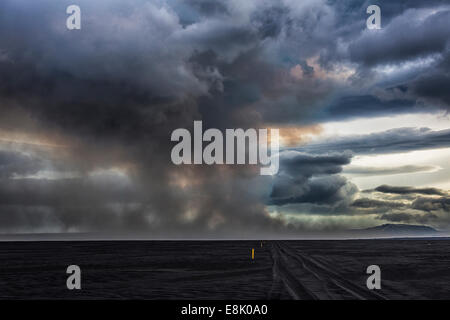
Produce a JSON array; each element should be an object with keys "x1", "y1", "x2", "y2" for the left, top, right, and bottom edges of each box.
[{"x1": 0, "y1": 240, "x2": 448, "y2": 299}]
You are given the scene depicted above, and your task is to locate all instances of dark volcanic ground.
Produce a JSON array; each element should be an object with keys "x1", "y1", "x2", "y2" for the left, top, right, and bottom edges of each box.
[{"x1": 0, "y1": 240, "x2": 448, "y2": 299}]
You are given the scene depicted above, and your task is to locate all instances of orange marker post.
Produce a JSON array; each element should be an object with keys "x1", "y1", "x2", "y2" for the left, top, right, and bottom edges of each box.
[{"x1": 252, "y1": 248, "x2": 255, "y2": 261}]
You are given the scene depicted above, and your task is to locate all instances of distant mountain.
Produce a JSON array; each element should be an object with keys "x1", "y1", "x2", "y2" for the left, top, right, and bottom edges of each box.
[
  {"x1": 364, "y1": 224, "x2": 437, "y2": 233},
  {"x1": 355, "y1": 223, "x2": 438, "y2": 238}
]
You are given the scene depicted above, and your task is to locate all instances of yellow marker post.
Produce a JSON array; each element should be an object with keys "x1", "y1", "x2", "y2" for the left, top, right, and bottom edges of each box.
[{"x1": 252, "y1": 248, "x2": 255, "y2": 261}]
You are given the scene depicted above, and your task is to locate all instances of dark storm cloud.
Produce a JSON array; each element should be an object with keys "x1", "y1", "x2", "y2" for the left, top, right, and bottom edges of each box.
[
  {"x1": 272, "y1": 180, "x2": 450, "y2": 229},
  {"x1": 0, "y1": 0, "x2": 276, "y2": 235},
  {"x1": 186, "y1": 0, "x2": 450, "y2": 124},
  {"x1": 374, "y1": 185, "x2": 446, "y2": 196},
  {"x1": 277, "y1": 151, "x2": 352, "y2": 177},
  {"x1": 318, "y1": 4, "x2": 450, "y2": 117},
  {"x1": 351, "y1": 198, "x2": 405, "y2": 209},
  {"x1": 299, "y1": 128, "x2": 450, "y2": 155},
  {"x1": 378, "y1": 212, "x2": 438, "y2": 224},
  {"x1": 412, "y1": 196, "x2": 450, "y2": 212},
  {"x1": 268, "y1": 152, "x2": 357, "y2": 207},
  {"x1": 184, "y1": 0, "x2": 229, "y2": 17},
  {"x1": 0, "y1": 0, "x2": 449, "y2": 235},
  {"x1": 408, "y1": 50, "x2": 450, "y2": 107},
  {"x1": 349, "y1": 184, "x2": 449, "y2": 227},
  {"x1": 1, "y1": 0, "x2": 447, "y2": 128},
  {"x1": 321, "y1": 95, "x2": 421, "y2": 120},
  {"x1": 269, "y1": 175, "x2": 357, "y2": 206},
  {"x1": 348, "y1": 9, "x2": 450, "y2": 66}
]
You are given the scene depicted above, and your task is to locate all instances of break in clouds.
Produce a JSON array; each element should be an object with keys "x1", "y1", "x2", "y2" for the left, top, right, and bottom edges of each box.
[{"x1": 0, "y1": 0, "x2": 449, "y2": 237}]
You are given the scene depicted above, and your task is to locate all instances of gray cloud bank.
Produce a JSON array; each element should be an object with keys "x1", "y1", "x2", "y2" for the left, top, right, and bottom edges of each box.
[
  {"x1": 352, "y1": 185, "x2": 449, "y2": 228},
  {"x1": 298, "y1": 128, "x2": 450, "y2": 155}
]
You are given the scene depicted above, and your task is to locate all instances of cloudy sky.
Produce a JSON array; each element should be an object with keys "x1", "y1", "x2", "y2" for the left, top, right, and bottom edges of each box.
[{"x1": 0, "y1": 0, "x2": 449, "y2": 237}]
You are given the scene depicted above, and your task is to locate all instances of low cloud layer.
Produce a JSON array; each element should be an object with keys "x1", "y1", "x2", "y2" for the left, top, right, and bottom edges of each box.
[
  {"x1": 299, "y1": 128, "x2": 450, "y2": 155},
  {"x1": 351, "y1": 185, "x2": 450, "y2": 228}
]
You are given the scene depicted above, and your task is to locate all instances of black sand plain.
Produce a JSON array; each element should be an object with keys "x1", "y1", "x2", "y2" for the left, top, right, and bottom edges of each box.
[{"x1": 0, "y1": 240, "x2": 448, "y2": 299}]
